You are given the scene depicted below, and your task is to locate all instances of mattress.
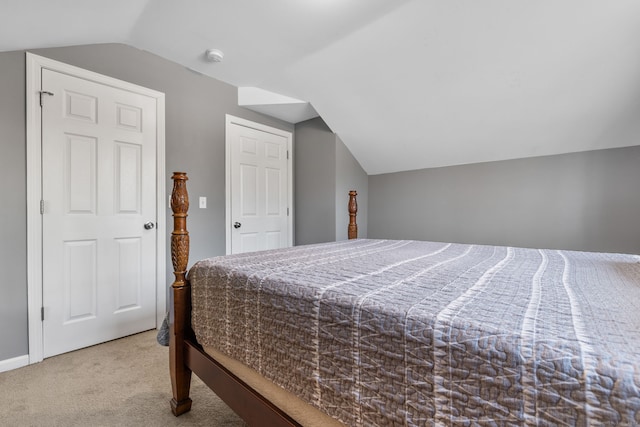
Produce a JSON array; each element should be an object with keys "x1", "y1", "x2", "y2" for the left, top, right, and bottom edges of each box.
[{"x1": 188, "y1": 239, "x2": 640, "y2": 426}]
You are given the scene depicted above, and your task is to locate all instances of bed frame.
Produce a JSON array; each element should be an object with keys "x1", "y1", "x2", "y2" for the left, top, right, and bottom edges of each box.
[{"x1": 169, "y1": 172, "x2": 358, "y2": 425}]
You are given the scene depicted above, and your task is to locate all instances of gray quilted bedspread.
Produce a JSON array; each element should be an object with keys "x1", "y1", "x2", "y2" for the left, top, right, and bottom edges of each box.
[{"x1": 189, "y1": 239, "x2": 640, "y2": 426}]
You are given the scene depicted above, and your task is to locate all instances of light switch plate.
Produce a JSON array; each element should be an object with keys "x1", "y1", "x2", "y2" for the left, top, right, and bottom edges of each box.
[{"x1": 199, "y1": 196, "x2": 207, "y2": 209}]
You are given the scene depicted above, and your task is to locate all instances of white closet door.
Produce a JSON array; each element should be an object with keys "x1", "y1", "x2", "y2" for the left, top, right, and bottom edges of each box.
[
  {"x1": 228, "y1": 120, "x2": 291, "y2": 254},
  {"x1": 42, "y1": 68, "x2": 157, "y2": 357}
]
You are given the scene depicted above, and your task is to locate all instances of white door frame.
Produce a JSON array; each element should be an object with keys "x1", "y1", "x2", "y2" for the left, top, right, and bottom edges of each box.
[
  {"x1": 225, "y1": 114, "x2": 293, "y2": 255},
  {"x1": 26, "y1": 53, "x2": 166, "y2": 363}
]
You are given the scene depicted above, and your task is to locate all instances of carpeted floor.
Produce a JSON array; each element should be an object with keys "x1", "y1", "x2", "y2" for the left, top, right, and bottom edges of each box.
[{"x1": 0, "y1": 330, "x2": 246, "y2": 426}]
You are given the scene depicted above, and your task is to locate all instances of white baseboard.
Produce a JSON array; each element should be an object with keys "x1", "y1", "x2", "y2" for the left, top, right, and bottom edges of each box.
[{"x1": 0, "y1": 355, "x2": 29, "y2": 373}]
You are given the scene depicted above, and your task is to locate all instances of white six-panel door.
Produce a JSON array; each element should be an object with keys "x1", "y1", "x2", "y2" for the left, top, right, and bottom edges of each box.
[
  {"x1": 41, "y1": 69, "x2": 158, "y2": 357},
  {"x1": 226, "y1": 116, "x2": 292, "y2": 254}
]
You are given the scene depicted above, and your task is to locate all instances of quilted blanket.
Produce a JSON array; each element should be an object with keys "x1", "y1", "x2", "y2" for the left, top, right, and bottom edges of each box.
[{"x1": 189, "y1": 239, "x2": 640, "y2": 426}]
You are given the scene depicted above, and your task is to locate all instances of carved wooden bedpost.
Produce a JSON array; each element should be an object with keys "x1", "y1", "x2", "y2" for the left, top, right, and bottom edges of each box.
[
  {"x1": 348, "y1": 190, "x2": 358, "y2": 239},
  {"x1": 169, "y1": 172, "x2": 193, "y2": 416}
]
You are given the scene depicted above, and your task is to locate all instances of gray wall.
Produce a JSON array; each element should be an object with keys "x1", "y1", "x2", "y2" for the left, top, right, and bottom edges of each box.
[
  {"x1": 0, "y1": 50, "x2": 29, "y2": 362},
  {"x1": 294, "y1": 118, "x2": 336, "y2": 245},
  {"x1": 295, "y1": 118, "x2": 368, "y2": 245},
  {"x1": 0, "y1": 43, "x2": 293, "y2": 361},
  {"x1": 369, "y1": 145, "x2": 640, "y2": 254}
]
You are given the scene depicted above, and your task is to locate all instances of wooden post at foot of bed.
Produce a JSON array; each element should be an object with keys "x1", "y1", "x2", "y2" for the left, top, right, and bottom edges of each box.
[
  {"x1": 348, "y1": 190, "x2": 358, "y2": 239},
  {"x1": 169, "y1": 172, "x2": 193, "y2": 416}
]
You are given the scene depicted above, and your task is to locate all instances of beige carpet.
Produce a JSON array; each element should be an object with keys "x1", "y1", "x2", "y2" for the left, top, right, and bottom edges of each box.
[{"x1": 0, "y1": 331, "x2": 246, "y2": 426}]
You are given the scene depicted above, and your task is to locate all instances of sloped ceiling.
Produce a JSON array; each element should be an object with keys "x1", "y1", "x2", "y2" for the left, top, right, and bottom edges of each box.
[{"x1": 3, "y1": 0, "x2": 640, "y2": 174}]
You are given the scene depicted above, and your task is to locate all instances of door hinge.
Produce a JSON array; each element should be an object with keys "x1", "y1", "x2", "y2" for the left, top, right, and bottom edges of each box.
[
  {"x1": 41, "y1": 307, "x2": 45, "y2": 321},
  {"x1": 287, "y1": 150, "x2": 289, "y2": 160},
  {"x1": 40, "y1": 200, "x2": 44, "y2": 215},
  {"x1": 39, "y1": 90, "x2": 54, "y2": 107},
  {"x1": 287, "y1": 207, "x2": 290, "y2": 216}
]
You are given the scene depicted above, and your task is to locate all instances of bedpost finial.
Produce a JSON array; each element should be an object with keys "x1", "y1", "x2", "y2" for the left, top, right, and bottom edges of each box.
[
  {"x1": 171, "y1": 172, "x2": 189, "y2": 216},
  {"x1": 171, "y1": 172, "x2": 190, "y2": 288}
]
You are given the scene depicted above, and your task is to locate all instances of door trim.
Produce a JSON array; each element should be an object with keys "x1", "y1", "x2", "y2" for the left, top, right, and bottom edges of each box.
[
  {"x1": 26, "y1": 52, "x2": 166, "y2": 363},
  {"x1": 225, "y1": 114, "x2": 293, "y2": 255}
]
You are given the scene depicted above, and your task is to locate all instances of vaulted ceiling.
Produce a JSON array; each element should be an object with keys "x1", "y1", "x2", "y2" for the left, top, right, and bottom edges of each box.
[{"x1": 3, "y1": 0, "x2": 640, "y2": 174}]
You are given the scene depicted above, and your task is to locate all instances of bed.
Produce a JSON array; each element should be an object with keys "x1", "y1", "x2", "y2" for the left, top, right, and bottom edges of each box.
[{"x1": 168, "y1": 172, "x2": 640, "y2": 426}]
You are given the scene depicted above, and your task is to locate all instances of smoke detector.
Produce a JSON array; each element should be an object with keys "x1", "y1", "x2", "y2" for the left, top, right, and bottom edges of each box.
[{"x1": 205, "y1": 49, "x2": 224, "y2": 63}]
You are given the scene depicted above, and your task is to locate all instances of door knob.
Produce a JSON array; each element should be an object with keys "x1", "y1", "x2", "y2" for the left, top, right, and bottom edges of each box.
[
  {"x1": 144, "y1": 221, "x2": 155, "y2": 230},
  {"x1": 233, "y1": 222, "x2": 241, "y2": 229}
]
